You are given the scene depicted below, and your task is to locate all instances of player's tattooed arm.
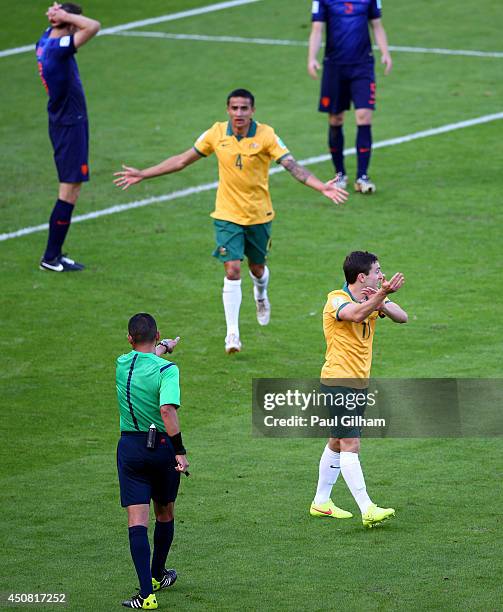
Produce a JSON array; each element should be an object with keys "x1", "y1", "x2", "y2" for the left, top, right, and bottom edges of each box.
[
  {"x1": 280, "y1": 155, "x2": 313, "y2": 184},
  {"x1": 279, "y1": 154, "x2": 348, "y2": 204}
]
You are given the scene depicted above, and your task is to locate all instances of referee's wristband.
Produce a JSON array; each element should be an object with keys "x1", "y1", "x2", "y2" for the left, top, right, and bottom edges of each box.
[{"x1": 169, "y1": 432, "x2": 186, "y2": 455}]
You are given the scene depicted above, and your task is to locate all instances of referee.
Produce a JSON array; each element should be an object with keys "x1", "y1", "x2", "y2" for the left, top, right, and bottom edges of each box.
[{"x1": 116, "y1": 313, "x2": 189, "y2": 610}]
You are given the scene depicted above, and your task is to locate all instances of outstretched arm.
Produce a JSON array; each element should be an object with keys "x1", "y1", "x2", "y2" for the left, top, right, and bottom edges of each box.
[
  {"x1": 370, "y1": 18, "x2": 392, "y2": 75},
  {"x1": 279, "y1": 154, "x2": 348, "y2": 205},
  {"x1": 155, "y1": 337, "x2": 181, "y2": 356},
  {"x1": 113, "y1": 148, "x2": 202, "y2": 190},
  {"x1": 47, "y1": 3, "x2": 100, "y2": 47}
]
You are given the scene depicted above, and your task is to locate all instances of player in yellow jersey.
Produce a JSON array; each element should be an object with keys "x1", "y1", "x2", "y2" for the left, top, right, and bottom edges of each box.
[
  {"x1": 310, "y1": 251, "x2": 408, "y2": 527},
  {"x1": 114, "y1": 89, "x2": 348, "y2": 353}
]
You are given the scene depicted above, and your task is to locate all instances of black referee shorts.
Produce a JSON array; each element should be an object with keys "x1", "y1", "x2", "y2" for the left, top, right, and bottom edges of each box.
[{"x1": 117, "y1": 432, "x2": 180, "y2": 507}]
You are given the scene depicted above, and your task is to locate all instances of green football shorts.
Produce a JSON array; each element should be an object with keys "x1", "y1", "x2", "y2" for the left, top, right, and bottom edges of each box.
[
  {"x1": 212, "y1": 220, "x2": 272, "y2": 264},
  {"x1": 320, "y1": 384, "x2": 368, "y2": 439}
]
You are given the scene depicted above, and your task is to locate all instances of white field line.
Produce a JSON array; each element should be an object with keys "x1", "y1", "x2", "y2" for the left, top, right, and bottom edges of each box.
[
  {"x1": 114, "y1": 30, "x2": 503, "y2": 58},
  {"x1": 387, "y1": 44, "x2": 503, "y2": 59},
  {"x1": 116, "y1": 31, "x2": 306, "y2": 46},
  {"x1": 2, "y1": 112, "x2": 502, "y2": 243},
  {"x1": 0, "y1": 0, "x2": 261, "y2": 58},
  {"x1": 0, "y1": 44, "x2": 33, "y2": 58},
  {"x1": 98, "y1": 0, "x2": 260, "y2": 35}
]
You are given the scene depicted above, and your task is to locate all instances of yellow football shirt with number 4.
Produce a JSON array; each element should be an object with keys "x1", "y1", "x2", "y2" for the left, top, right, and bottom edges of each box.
[
  {"x1": 321, "y1": 283, "x2": 390, "y2": 383},
  {"x1": 194, "y1": 120, "x2": 290, "y2": 226}
]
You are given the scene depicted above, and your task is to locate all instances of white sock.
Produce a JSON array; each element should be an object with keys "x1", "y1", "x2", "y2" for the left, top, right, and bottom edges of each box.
[
  {"x1": 249, "y1": 266, "x2": 269, "y2": 301},
  {"x1": 313, "y1": 445, "x2": 341, "y2": 505},
  {"x1": 223, "y1": 277, "x2": 242, "y2": 337},
  {"x1": 340, "y1": 451, "x2": 373, "y2": 514}
]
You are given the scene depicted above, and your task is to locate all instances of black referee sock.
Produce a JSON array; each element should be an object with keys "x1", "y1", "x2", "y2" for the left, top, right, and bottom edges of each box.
[
  {"x1": 44, "y1": 199, "x2": 74, "y2": 261},
  {"x1": 328, "y1": 125, "x2": 346, "y2": 175},
  {"x1": 151, "y1": 520, "x2": 174, "y2": 581},
  {"x1": 128, "y1": 525, "x2": 152, "y2": 598}
]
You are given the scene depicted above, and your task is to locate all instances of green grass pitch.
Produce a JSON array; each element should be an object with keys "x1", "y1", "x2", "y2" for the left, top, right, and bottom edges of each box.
[{"x1": 1, "y1": 1, "x2": 502, "y2": 610}]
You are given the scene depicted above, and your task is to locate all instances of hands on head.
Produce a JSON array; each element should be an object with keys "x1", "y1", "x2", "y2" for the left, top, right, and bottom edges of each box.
[{"x1": 46, "y1": 3, "x2": 66, "y2": 25}]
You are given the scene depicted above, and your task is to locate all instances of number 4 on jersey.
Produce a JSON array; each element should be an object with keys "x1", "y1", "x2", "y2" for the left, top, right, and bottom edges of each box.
[{"x1": 235, "y1": 154, "x2": 243, "y2": 170}]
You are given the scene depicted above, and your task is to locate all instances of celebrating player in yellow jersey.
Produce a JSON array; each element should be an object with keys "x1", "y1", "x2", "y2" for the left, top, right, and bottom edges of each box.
[
  {"x1": 310, "y1": 251, "x2": 408, "y2": 528},
  {"x1": 114, "y1": 89, "x2": 348, "y2": 354}
]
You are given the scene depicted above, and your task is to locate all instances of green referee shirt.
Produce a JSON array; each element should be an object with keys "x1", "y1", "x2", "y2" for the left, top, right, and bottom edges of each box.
[{"x1": 116, "y1": 350, "x2": 180, "y2": 432}]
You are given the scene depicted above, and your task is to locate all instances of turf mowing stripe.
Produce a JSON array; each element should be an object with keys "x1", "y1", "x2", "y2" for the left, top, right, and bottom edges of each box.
[
  {"x1": 0, "y1": 0, "x2": 262, "y2": 58},
  {"x1": 1, "y1": 112, "x2": 502, "y2": 243},
  {"x1": 112, "y1": 31, "x2": 503, "y2": 58}
]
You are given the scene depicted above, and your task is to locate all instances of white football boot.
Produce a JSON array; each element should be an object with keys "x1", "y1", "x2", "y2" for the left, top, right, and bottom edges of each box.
[
  {"x1": 255, "y1": 297, "x2": 271, "y2": 326},
  {"x1": 333, "y1": 172, "x2": 348, "y2": 189},
  {"x1": 354, "y1": 175, "x2": 376, "y2": 194},
  {"x1": 225, "y1": 333, "x2": 242, "y2": 354}
]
